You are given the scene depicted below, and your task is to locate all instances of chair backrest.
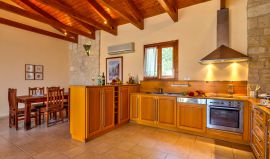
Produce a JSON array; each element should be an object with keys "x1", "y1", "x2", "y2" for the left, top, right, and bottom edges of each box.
[
  {"x1": 46, "y1": 87, "x2": 64, "y2": 110},
  {"x1": 8, "y1": 88, "x2": 18, "y2": 111},
  {"x1": 47, "y1": 86, "x2": 60, "y2": 90},
  {"x1": 28, "y1": 87, "x2": 45, "y2": 96}
]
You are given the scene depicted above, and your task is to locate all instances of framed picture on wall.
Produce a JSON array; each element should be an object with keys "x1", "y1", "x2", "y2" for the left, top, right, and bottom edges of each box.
[
  {"x1": 35, "y1": 73, "x2": 43, "y2": 80},
  {"x1": 35, "y1": 65, "x2": 43, "y2": 73},
  {"x1": 106, "y1": 56, "x2": 123, "y2": 84},
  {"x1": 25, "y1": 64, "x2": 44, "y2": 80},
  {"x1": 25, "y1": 64, "x2": 34, "y2": 72},
  {"x1": 25, "y1": 72, "x2": 34, "y2": 80}
]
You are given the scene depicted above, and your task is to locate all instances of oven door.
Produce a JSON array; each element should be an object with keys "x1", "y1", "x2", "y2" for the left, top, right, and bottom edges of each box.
[{"x1": 207, "y1": 105, "x2": 243, "y2": 133}]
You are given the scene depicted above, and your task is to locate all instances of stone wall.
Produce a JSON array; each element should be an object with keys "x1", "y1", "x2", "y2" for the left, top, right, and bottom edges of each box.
[
  {"x1": 69, "y1": 32, "x2": 100, "y2": 85},
  {"x1": 247, "y1": 0, "x2": 270, "y2": 93}
]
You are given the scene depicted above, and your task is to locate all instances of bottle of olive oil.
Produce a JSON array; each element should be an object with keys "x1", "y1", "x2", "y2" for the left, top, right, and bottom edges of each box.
[{"x1": 102, "y1": 72, "x2": 105, "y2": 85}]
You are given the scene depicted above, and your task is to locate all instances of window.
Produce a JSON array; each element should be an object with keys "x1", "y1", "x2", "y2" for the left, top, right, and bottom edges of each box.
[{"x1": 144, "y1": 40, "x2": 178, "y2": 80}]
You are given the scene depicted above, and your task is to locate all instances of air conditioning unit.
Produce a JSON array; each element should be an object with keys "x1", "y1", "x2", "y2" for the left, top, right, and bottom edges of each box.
[{"x1": 108, "y1": 42, "x2": 135, "y2": 55}]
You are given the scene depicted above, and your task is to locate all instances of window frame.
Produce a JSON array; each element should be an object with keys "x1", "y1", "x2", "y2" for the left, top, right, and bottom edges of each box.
[{"x1": 143, "y1": 40, "x2": 178, "y2": 81}]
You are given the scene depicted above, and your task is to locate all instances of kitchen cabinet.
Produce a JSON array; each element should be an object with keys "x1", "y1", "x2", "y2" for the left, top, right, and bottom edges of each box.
[
  {"x1": 251, "y1": 105, "x2": 267, "y2": 159},
  {"x1": 157, "y1": 96, "x2": 177, "y2": 128},
  {"x1": 269, "y1": 124, "x2": 270, "y2": 159},
  {"x1": 140, "y1": 95, "x2": 157, "y2": 125},
  {"x1": 130, "y1": 94, "x2": 140, "y2": 121},
  {"x1": 139, "y1": 94, "x2": 177, "y2": 128},
  {"x1": 87, "y1": 86, "x2": 115, "y2": 138},
  {"x1": 118, "y1": 85, "x2": 140, "y2": 124},
  {"x1": 87, "y1": 87, "x2": 102, "y2": 136},
  {"x1": 70, "y1": 86, "x2": 115, "y2": 142},
  {"x1": 70, "y1": 85, "x2": 139, "y2": 142},
  {"x1": 102, "y1": 87, "x2": 115, "y2": 131},
  {"x1": 177, "y1": 103, "x2": 206, "y2": 133}
]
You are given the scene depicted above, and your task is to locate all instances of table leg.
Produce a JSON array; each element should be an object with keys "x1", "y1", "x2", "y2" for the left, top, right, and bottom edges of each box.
[{"x1": 24, "y1": 102, "x2": 31, "y2": 130}]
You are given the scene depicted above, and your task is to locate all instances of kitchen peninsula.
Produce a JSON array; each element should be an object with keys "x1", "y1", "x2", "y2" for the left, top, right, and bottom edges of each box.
[{"x1": 70, "y1": 84, "x2": 139, "y2": 142}]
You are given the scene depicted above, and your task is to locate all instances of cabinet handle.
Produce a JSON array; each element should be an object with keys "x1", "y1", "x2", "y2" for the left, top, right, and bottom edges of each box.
[
  {"x1": 156, "y1": 99, "x2": 159, "y2": 122},
  {"x1": 153, "y1": 99, "x2": 156, "y2": 121},
  {"x1": 120, "y1": 93, "x2": 122, "y2": 120},
  {"x1": 102, "y1": 91, "x2": 105, "y2": 127},
  {"x1": 100, "y1": 91, "x2": 103, "y2": 129},
  {"x1": 136, "y1": 96, "x2": 138, "y2": 118}
]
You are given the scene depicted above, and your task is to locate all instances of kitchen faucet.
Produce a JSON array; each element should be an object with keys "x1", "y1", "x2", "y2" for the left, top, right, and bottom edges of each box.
[
  {"x1": 157, "y1": 88, "x2": 164, "y2": 93},
  {"x1": 227, "y1": 84, "x2": 234, "y2": 97}
]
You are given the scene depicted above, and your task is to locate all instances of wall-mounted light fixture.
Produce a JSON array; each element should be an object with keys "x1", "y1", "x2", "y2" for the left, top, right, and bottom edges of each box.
[{"x1": 83, "y1": 44, "x2": 91, "y2": 56}]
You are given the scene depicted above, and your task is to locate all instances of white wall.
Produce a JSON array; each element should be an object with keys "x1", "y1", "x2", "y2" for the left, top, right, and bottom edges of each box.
[
  {"x1": 0, "y1": 23, "x2": 69, "y2": 117},
  {"x1": 100, "y1": 0, "x2": 248, "y2": 83}
]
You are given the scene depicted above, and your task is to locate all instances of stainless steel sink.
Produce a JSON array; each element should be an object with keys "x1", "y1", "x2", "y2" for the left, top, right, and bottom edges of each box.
[{"x1": 145, "y1": 92, "x2": 164, "y2": 94}]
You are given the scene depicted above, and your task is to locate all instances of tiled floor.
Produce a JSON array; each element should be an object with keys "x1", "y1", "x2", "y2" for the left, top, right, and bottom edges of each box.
[{"x1": 0, "y1": 117, "x2": 254, "y2": 159}]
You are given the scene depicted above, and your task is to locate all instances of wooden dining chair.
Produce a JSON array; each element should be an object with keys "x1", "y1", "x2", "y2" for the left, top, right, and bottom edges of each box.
[
  {"x1": 64, "y1": 88, "x2": 70, "y2": 120},
  {"x1": 28, "y1": 87, "x2": 45, "y2": 96},
  {"x1": 42, "y1": 87, "x2": 65, "y2": 127},
  {"x1": 47, "y1": 87, "x2": 69, "y2": 120},
  {"x1": 8, "y1": 88, "x2": 38, "y2": 130},
  {"x1": 28, "y1": 87, "x2": 46, "y2": 124}
]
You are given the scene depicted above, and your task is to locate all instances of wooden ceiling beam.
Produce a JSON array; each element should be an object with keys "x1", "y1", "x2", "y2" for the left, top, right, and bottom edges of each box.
[
  {"x1": 99, "y1": 0, "x2": 144, "y2": 30},
  {"x1": 157, "y1": 0, "x2": 178, "y2": 22},
  {"x1": 0, "y1": 1, "x2": 94, "y2": 39},
  {"x1": 55, "y1": 1, "x2": 96, "y2": 36},
  {"x1": 36, "y1": 0, "x2": 117, "y2": 35},
  {"x1": 0, "y1": 17, "x2": 77, "y2": 43},
  {"x1": 12, "y1": 0, "x2": 76, "y2": 37},
  {"x1": 86, "y1": 0, "x2": 116, "y2": 28},
  {"x1": 125, "y1": 0, "x2": 143, "y2": 21}
]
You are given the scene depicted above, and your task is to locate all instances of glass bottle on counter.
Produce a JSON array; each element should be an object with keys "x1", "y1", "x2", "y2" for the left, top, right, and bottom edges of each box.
[
  {"x1": 102, "y1": 72, "x2": 105, "y2": 85},
  {"x1": 97, "y1": 75, "x2": 102, "y2": 85}
]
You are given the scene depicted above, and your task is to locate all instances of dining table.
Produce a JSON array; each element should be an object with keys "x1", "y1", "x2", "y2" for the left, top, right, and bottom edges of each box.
[{"x1": 17, "y1": 93, "x2": 69, "y2": 130}]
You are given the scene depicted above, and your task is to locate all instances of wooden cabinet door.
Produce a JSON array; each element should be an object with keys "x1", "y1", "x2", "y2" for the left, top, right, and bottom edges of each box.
[
  {"x1": 102, "y1": 87, "x2": 115, "y2": 131},
  {"x1": 268, "y1": 124, "x2": 270, "y2": 159},
  {"x1": 87, "y1": 87, "x2": 102, "y2": 137},
  {"x1": 119, "y1": 86, "x2": 129, "y2": 124},
  {"x1": 130, "y1": 94, "x2": 140, "y2": 121},
  {"x1": 177, "y1": 103, "x2": 206, "y2": 133},
  {"x1": 140, "y1": 95, "x2": 156, "y2": 125},
  {"x1": 129, "y1": 85, "x2": 140, "y2": 121},
  {"x1": 157, "y1": 96, "x2": 176, "y2": 128}
]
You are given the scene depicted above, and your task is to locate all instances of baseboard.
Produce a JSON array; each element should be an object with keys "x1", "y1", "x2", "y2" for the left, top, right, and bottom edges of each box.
[{"x1": 0, "y1": 114, "x2": 8, "y2": 119}]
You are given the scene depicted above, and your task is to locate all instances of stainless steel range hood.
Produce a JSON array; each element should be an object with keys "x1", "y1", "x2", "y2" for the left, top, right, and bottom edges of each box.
[{"x1": 199, "y1": 7, "x2": 249, "y2": 64}]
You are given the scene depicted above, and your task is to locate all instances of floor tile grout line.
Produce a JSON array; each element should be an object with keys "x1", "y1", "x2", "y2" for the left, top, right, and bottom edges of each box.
[{"x1": 2, "y1": 135, "x2": 35, "y2": 159}]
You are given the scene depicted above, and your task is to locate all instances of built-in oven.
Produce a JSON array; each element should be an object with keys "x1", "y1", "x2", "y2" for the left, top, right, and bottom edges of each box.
[{"x1": 207, "y1": 99, "x2": 243, "y2": 133}]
